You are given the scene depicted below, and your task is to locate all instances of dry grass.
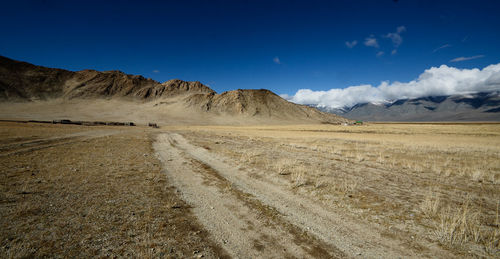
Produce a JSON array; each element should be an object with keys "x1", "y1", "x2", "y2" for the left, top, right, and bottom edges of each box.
[
  {"x1": 274, "y1": 158, "x2": 294, "y2": 175},
  {"x1": 290, "y1": 164, "x2": 309, "y2": 187},
  {"x1": 177, "y1": 123, "x2": 500, "y2": 257},
  {"x1": 420, "y1": 189, "x2": 441, "y2": 218},
  {"x1": 0, "y1": 122, "x2": 226, "y2": 258},
  {"x1": 434, "y1": 198, "x2": 482, "y2": 246},
  {"x1": 5, "y1": 121, "x2": 498, "y2": 257}
]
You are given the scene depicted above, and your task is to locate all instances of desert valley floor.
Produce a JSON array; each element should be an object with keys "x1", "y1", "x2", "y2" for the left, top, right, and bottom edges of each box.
[{"x1": 0, "y1": 121, "x2": 499, "y2": 258}]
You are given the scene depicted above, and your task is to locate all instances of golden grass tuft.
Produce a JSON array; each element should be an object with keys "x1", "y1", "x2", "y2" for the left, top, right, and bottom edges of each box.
[
  {"x1": 434, "y1": 198, "x2": 482, "y2": 245},
  {"x1": 420, "y1": 190, "x2": 441, "y2": 218},
  {"x1": 290, "y1": 164, "x2": 310, "y2": 187}
]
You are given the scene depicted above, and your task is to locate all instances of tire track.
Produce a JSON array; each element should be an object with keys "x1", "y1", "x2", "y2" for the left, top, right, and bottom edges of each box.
[
  {"x1": 156, "y1": 132, "x2": 457, "y2": 258},
  {"x1": 154, "y1": 133, "x2": 344, "y2": 258},
  {"x1": 0, "y1": 130, "x2": 120, "y2": 157}
]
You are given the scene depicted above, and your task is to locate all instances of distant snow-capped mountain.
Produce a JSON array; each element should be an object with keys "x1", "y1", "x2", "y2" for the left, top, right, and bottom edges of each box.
[{"x1": 311, "y1": 91, "x2": 500, "y2": 121}]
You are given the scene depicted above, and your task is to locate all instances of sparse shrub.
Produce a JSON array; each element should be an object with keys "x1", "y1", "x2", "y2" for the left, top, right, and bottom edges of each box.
[
  {"x1": 274, "y1": 158, "x2": 293, "y2": 175},
  {"x1": 240, "y1": 150, "x2": 261, "y2": 164},
  {"x1": 420, "y1": 191, "x2": 441, "y2": 218},
  {"x1": 333, "y1": 178, "x2": 358, "y2": 195},
  {"x1": 290, "y1": 165, "x2": 309, "y2": 187},
  {"x1": 434, "y1": 199, "x2": 482, "y2": 246}
]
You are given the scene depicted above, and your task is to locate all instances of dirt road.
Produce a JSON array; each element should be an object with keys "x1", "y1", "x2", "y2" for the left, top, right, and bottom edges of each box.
[{"x1": 154, "y1": 132, "x2": 452, "y2": 258}]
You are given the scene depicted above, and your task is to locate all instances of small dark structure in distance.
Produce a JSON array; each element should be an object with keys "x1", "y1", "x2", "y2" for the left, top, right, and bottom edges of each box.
[
  {"x1": 52, "y1": 119, "x2": 135, "y2": 127},
  {"x1": 148, "y1": 123, "x2": 159, "y2": 128}
]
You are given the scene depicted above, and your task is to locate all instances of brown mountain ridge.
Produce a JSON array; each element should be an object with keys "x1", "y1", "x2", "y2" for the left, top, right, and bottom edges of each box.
[
  {"x1": 0, "y1": 56, "x2": 213, "y2": 100},
  {"x1": 0, "y1": 55, "x2": 350, "y2": 125}
]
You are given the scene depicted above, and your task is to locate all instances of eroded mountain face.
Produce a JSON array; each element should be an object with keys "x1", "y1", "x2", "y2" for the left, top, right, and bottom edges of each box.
[
  {"x1": 0, "y1": 56, "x2": 214, "y2": 100},
  {"x1": 0, "y1": 56, "x2": 350, "y2": 124}
]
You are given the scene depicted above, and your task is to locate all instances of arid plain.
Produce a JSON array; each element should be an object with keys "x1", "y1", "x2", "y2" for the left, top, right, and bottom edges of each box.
[{"x1": 1, "y1": 121, "x2": 498, "y2": 258}]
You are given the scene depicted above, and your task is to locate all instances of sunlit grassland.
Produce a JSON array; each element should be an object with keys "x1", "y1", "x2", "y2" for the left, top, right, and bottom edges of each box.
[{"x1": 175, "y1": 123, "x2": 500, "y2": 257}]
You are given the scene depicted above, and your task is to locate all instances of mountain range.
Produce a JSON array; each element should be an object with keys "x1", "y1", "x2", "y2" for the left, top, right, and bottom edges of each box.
[
  {"x1": 3, "y1": 55, "x2": 498, "y2": 123},
  {"x1": 0, "y1": 56, "x2": 349, "y2": 125},
  {"x1": 313, "y1": 91, "x2": 500, "y2": 121}
]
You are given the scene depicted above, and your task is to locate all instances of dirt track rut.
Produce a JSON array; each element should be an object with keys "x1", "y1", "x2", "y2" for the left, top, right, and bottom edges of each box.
[
  {"x1": 154, "y1": 133, "x2": 441, "y2": 258},
  {"x1": 0, "y1": 129, "x2": 120, "y2": 157}
]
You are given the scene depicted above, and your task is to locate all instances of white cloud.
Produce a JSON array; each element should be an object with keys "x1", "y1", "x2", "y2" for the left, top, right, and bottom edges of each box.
[
  {"x1": 376, "y1": 51, "x2": 384, "y2": 57},
  {"x1": 345, "y1": 40, "x2": 358, "y2": 48},
  {"x1": 433, "y1": 44, "x2": 451, "y2": 53},
  {"x1": 396, "y1": 26, "x2": 406, "y2": 34},
  {"x1": 273, "y1": 56, "x2": 281, "y2": 64},
  {"x1": 385, "y1": 26, "x2": 406, "y2": 47},
  {"x1": 153, "y1": 69, "x2": 160, "y2": 73},
  {"x1": 391, "y1": 49, "x2": 397, "y2": 55},
  {"x1": 364, "y1": 35, "x2": 379, "y2": 48},
  {"x1": 283, "y1": 63, "x2": 500, "y2": 108},
  {"x1": 450, "y1": 55, "x2": 484, "y2": 62},
  {"x1": 279, "y1": 93, "x2": 291, "y2": 99}
]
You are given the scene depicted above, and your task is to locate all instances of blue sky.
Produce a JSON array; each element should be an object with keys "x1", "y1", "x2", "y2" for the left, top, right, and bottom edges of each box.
[{"x1": 1, "y1": 0, "x2": 500, "y2": 97}]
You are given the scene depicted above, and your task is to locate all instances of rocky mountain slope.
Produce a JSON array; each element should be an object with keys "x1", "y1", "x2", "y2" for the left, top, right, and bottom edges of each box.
[
  {"x1": 0, "y1": 56, "x2": 213, "y2": 100},
  {"x1": 315, "y1": 91, "x2": 500, "y2": 121},
  {"x1": 0, "y1": 56, "x2": 349, "y2": 124},
  {"x1": 184, "y1": 89, "x2": 338, "y2": 121}
]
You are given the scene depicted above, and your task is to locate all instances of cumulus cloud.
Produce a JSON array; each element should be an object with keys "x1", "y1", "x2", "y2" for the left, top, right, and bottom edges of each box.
[
  {"x1": 364, "y1": 35, "x2": 379, "y2": 48},
  {"x1": 433, "y1": 44, "x2": 451, "y2": 53},
  {"x1": 450, "y1": 55, "x2": 484, "y2": 62},
  {"x1": 345, "y1": 40, "x2": 358, "y2": 48},
  {"x1": 273, "y1": 56, "x2": 281, "y2": 64},
  {"x1": 391, "y1": 49, "x2": 397, "y2": 55},
  {"x1": 376, "y1": 51, "x2": 384, "y2": 57},
  {"x1": 283, "y1": 63, "x2": 500, "y2": 108},
  {"x1": 279, "y1": 93, "x2": 291, "y2": 99}
]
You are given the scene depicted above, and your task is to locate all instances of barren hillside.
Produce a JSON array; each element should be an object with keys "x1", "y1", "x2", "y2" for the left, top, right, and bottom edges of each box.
[
  {"x1": 0, "y1": 56, "x2": 213, "y2": 100},
  {"x1": 0, "y1": 56, "x2": 349, "y2": 125}
]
